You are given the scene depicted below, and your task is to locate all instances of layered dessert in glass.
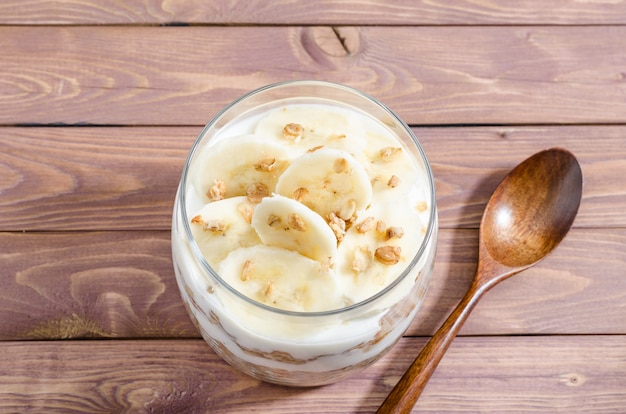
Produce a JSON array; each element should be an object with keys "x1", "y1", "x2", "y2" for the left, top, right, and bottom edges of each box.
[{"x1": 172, "y1": 81, "x2": 437, "y2": 386}]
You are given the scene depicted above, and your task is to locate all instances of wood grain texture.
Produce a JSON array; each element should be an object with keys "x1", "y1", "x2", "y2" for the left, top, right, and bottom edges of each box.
[
  {"x1": 1, "y1": 228, "x2": 624, "y2": 341},
  {"x1": 418, "y1": 227, "x2": 626, "y2": 337},
  {"x1": 1, "y1": 26, "x2": 626, "y2": 126},
  {"x1": 0, "y1": 231, "x2": 198, "y2": 340},
  {"x1": 420, "y1": 126, "x2": 626, "y2": 229},
  {"x1": 1, "y1": 126, "x2": 624, "y2": 231},
  {"x1": 1, "y1": 0, "x2": 626, "y2": 25},
  {"x1": 0, "y1": 336, "x2": 624, "y2": 413},
  {"x1": 1, "y1": 3, "x2": 624, "y2": 413},
  {"x1": 0, "y1": 127, "x2": 194, "y2": 231}
]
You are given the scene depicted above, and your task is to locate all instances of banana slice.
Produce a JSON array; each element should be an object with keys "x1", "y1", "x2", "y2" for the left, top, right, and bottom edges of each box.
[
  {"x1": 218, "y1": 245, "x2": 344, "y2": 312},
  {"x1": 251, "y1": 194, "x2": 337, "y2": 263},
  {"x1": 356, "y1": 131, "x2": 427, "y2": 205},
  {"x1": 275, "y1": 147, "x2": 372, "y2": 222},
  {"x1": 254, "y1": 105, "x2": 366, "y2": 155},
  {"x1": 189, "y1": 196, "x2": 261, "y2": 268},
  {"x1": 334, "y1": 201, "x2": 425, "y2": 304},
  {"x1": 191, "y1": 134, "x2": 291, "y2": 203}
]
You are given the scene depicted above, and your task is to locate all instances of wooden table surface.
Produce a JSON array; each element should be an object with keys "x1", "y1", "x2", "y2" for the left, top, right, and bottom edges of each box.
[{"x1": 1, "y1": 1, "x2": 626, "y2": 413}]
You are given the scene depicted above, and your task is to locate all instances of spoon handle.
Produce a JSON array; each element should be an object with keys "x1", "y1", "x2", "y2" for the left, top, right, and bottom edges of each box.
[{"x1": 376, "y1": 281, "x2": 487, "y2": 414}]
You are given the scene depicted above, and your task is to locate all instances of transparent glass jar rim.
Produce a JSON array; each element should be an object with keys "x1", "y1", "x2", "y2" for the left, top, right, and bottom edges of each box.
[{"x1": 179, "y1": 80, "x2": 437, "y2": 318}]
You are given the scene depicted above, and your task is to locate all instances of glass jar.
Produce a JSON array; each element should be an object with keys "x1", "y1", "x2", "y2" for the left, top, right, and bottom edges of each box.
[{"x1": 171, "y1": 81, "x2": 437, "y2": 386}]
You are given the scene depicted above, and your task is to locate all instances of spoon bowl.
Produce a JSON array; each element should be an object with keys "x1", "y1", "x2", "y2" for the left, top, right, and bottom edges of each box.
[
  {"x1": 377, "y1": 148, "x2": 583, "y2": 413},
  {"x1": 481, "y1": 148, "x2": 583, "y2": 268}
]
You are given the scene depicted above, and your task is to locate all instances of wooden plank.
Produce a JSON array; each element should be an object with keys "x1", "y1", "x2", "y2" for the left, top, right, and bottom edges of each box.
[
  {"x1": 0, "y1": 336, "x2": 624, "y2": 412},
  {"x1": 1, "y1": 227, "x2": 624, "y2": 340},
  {"x1": 416, "y1": 227, "x2": 626, "y2": 336},
  {"x1": 422, "y1": 125, "x2": 626, "y2": 229},
  {"x1": 1, "y1": 26, "x2": 626, "y2": 126},
  {"x1": 0, "y1": 230, "x2": 198, "y2": 340},
  {"x1": 1, "y1": 0, "x2": 626, "y2": 25},
  {"x1": 1, "y1": 126, "x2": 624, "y2": 231},
  {"x1": 0, "y1": 126, "x2": 195, "y2": 231}
]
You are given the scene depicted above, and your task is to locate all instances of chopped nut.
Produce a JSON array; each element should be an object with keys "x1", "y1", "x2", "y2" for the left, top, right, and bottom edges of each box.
[
  {"x1": 254, "y1": 157, "x2": 277, "y2": 172},
  {"x1": 416, "y1": 201, "x2": 428, "y2": 213},
  {"x1": 207, "y1": 179, "x2": 226, "y2": 201},
  {"x1": 355, "y1": 216, "x2": 376, "y2": 233},
  {"x1": 246, "y1": 182, "x2": 269, "y2": 203},
  {"x1": 379, "y1": 146, "x2": 402, "y2": 161},
  {"x1": 266, "y1": 214, "x2": 281, "y2": 227},
  {"x1": 237, "y1": 202, "x2": 254, "y2": 224},
  {"x1": 333, "y1": 157, "x2": 348, "y2": 173},
  {"x1": 191, "y1": 215, "x2": 204, "y2": 225},
  {"x1": 385, "y1": 226, "x2": 404, "y2": 240},
  {"x1": 240, "y1": 260, "x2": 254, "y2": 281},
  {"x1": 337, "y1": 199, "x2": 356, "y2": 221},
  {"x1": 264, "y1": 281, "x2": 275, "y2": 297},
  {"x1": 375, "y1": 246, "x2": 402, "y2": 265},
  {"x1": 376, "y1": 220, "x2": 387, "y2": 234},
  {"x1": 282, "y1": 123, "x2": 304, "y2": 141},
  {"x1": 307, "y1": 145, "x2": 325, "y2": 153},
  {"x1": 352, "y1": 246, "x2": 373, "y2": 273},
  {"x1": 387, "y1": 175, "x2": 400, "y2": 188},
  {"x1": 288, "y1": 213, "x2": 307, "y2": 232},
  {"x1": 293, "y1": 187, "x2": 309, "y2": 202},
  {"x1": 328, "y1": 212, "x2": 346, "y2": 242},
  {"x1": 321, "y1": 257, "x2": 334, "y2": 272},
  {"x1": 203, "y1": 219, "x2": 226, "y2": 233}
]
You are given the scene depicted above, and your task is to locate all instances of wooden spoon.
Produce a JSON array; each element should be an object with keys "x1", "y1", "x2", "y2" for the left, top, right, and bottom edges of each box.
[{"x1": 377, "y1": 148, "x2": 583, "y2": 414}]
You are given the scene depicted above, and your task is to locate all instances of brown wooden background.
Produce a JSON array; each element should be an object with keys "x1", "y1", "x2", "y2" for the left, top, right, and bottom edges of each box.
[{"x1": 1, "y1": 1, "x2": 625, "y2": 412}]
